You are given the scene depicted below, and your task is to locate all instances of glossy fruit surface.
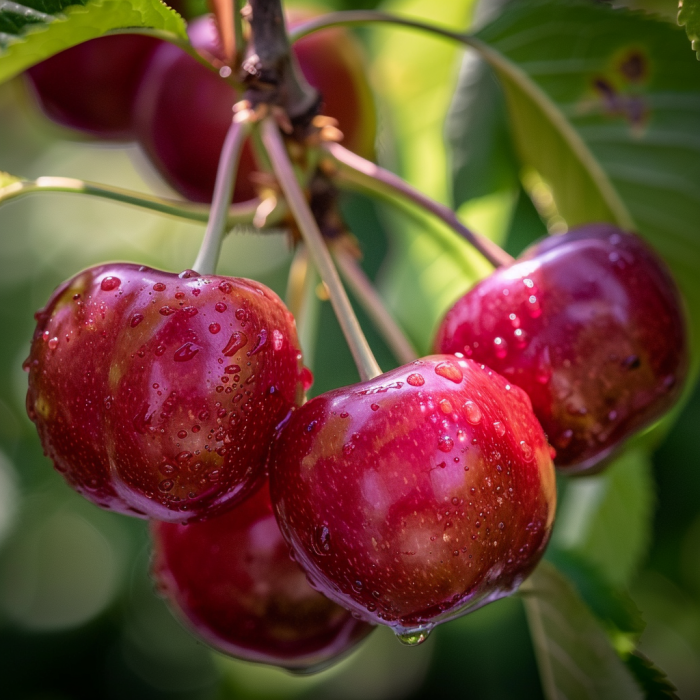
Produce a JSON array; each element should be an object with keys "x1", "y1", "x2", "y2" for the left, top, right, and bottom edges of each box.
[
  {"x1": 25, "y1": 34, "x2": 160, "y2": 140},
  {"x1": 434, "y1": 225, "x2": 689, "y2": 473},
  {"x1": 26, "y1": 264, "x2": 306, "y2": 522},
  {"x1": 133, "y1": 13, "x2": 376, "y2": 203},
  {"x1": 270, "y1": 356, "x2": 556, "y2": 642},
  {"x1": 152, "y1": 482, "x2": 373, "y2": 670}
]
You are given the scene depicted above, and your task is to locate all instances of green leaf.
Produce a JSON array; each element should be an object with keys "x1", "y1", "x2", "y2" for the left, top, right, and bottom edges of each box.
[
  {"x1": 678, "y1": 0, "x2": 700, "y2": 59},
  {"x1": 471, "y1": 0, "x2": 700, "y2": 360},
  {"x1": 547, "y1": 549, "x2": 646, "y2": 640},
  {"x1": 553, "y1": 449, "x2": 655, "y2": 589},
  {"x1": 447, "y1": 53, "x2": 519, "y2": 205},
  {"x1": 447, "y1": 0, "x2": 520, "y2": 206},
  {"x1": 0, "y1": 0, "x2": 187, "y2": 84},
  {"x1": 625, "y1": 651, "x2": 680, "y2": 699},
  {"x1": 523, "y1": 562, "x2": 644, "y2": 700}
]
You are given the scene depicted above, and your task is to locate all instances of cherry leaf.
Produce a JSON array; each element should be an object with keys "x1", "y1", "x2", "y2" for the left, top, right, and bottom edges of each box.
[{"x1": 0, "y1": 0, "x2": 187, "y2": 84}]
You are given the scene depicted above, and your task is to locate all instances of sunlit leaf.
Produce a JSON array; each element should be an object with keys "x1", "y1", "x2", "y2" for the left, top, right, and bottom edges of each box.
[{"x1": 0, "y1": 0, "x2": 187, "y2": 84}]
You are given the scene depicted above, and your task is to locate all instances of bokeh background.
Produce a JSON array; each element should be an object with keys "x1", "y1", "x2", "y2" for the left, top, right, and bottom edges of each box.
[{"x1": 1, "y1": 0, "x2": 699, "y2": 698}]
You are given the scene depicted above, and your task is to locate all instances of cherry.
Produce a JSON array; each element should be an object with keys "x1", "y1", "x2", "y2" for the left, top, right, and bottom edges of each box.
[
  {"x1": 133, "y1": 13, "x2": 376, "y2": 203},
  {"x1": 152, "y1": 482, "x2": 373, "y2": 671},
  {"x1": 434, "y1": 225, "x2": 689, "y2": 473},
  {"x1": 25, "y1": 263, "x2": 306, "y2": 522},
  {"x1": 24, "y1": 34, "x2": 160, "y2": 140},
  {"x1": 269, "y1": 355, "x2": 556, "y2": 643}
]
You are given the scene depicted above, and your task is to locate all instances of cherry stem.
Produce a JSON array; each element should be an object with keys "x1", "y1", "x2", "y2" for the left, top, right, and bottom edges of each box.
[
  {"x1": 0, "y1": 176, "x2": 276, "y2": 227},
  {"x1": 193, "y1": 116, "x2": 251, "y2": 275},
  {"x1": 261, "y1": 117, "x2": 382, "y2": 382},
  {"x1": 332, "y1": 244, "x2": 418, "y2": 365},
  {"x1": 233, "y1": 0, "x2": 246, "y2": 67},
  {"x1": 289, "y1": 10, "x2": 467, "y2": 45},
  {"x1": 325, "y1": 143, "x2": 514, "y2": 269},
  {"x1": 209, "y1": 0, "x2": 236, "y2": 64}
]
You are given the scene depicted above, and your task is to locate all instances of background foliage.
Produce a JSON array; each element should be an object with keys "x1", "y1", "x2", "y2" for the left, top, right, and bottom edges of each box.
[{"x1": 0, "y1": 0, "x2": 699, "y2": 698}]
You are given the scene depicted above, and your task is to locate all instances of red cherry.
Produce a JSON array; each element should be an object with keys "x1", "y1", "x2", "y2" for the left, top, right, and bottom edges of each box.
[
  {"x1": 434, "y1": 225, "x2": 689, "y2": 473},
  {"x1": 152, "y1": 482, "x2": 373, "y2": 670},
  {"x1": 24, "y1": 34, "x2": 160, "y2": 140},
  {"x1": 26, "y1": 264, "x2": 306, "y2": 522},
  {"x1": 269, "y1": 356, "x2": 556, "y2": 643},
  {"x1": 133, "y1": 13, "x2": 376, "y2": 203}
]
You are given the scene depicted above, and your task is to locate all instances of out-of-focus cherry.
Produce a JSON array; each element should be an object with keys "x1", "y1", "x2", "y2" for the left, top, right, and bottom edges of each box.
[{"x1": 152, "y1": 483, "x2": 373, "y2": 670}]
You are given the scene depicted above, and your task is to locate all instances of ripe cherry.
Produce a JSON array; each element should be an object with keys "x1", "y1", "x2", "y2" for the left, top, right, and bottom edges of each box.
[
  {"x1": 152, "y1": 482, "x2": 373, "y2": 671},
  {"x1": 24, "y1": 34, "x2": 160, "y2": 140},
  {"x1": 25, "y1": 263, "x2": 306, "y2": 522},
  {"x1": 269, "y1": 356, "x2": 556, "y2": 643},
  {"x1": 434, "y1": 225, "x2": 689, "y2": 473},
  {"x1": 133, "y1": 13, "x2": 376, "y2": 203}
]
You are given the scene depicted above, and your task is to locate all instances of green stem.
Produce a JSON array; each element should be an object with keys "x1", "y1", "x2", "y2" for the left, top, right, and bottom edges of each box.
[
  {"x1": 333, "y1": 245, "x2": 418, "y2": 366},
  {"x1": 289, "y1": 10, "x2": 467, "y2": 44},
  {"x1": 286, "y1": 245, "x2": 320, "y2": 370},
  {"x1": 0, "y1": 177, "x2": 269, "y2": 227},
  {"x1": 262, "y1": 117, "x2": 382, "y2": 382},
  {"x1": 193, "y1": 117, "x2": 251, "y2": 275},
  {"x1": 325, "y1": 143, "x2": 514, "y2": 268},
  {"x1": 233, "y1": 0, "x2": 246, "y2": 67}
]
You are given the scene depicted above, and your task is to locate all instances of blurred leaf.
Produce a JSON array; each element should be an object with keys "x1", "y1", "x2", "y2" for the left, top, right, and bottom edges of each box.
[
  {"x1": 448, "y1": 54, "x2": 519, "y2": 205},
  {"x1": 0, "y1": 0, "x2": 187, "y2": 84},
  {"x1": 625, "y1": 651, "x2": 680, "y2": 699},
  {"x1": 553, "y1": 449, "x2": 655, "y2": 588},
  {"x1": 547, "y1": 549, "x2": 646, "y2": 640},
  {"x1": 447, "y1": 0, "x2": 519, "y2": 206},
  {"x1": 679, "y1": 0, "x2": 700, "y2": 58},
  {"x1": 472, "y1": 0, "x2": 700, "y2": 361},
  {"x1": 524, "y1": 562, "x2": 644, "y2": 700},
  {"x1": 0, "y1": 171, "x2": 20, "y2": 188}
]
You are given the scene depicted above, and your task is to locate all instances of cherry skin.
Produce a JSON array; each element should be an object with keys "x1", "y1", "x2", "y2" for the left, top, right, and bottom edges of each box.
[
  {"x1": 269, "y1": 356, "x2": 556, "y2": 643},
  {"x1": 434, "y1": 225, "x2": 689, "y2": 473},
  {"x1": 25, "y1": 34, "x2": 160, "y2": 140},
  {"x1": 25, "y1": 264, "x2": 306, "y2": 522},
  {"x1": 133, "y1": 13, "x2": 376, "y2": 203},
  {"x1": 152, "y1": 482, "x2": 373, "y2": 671}
]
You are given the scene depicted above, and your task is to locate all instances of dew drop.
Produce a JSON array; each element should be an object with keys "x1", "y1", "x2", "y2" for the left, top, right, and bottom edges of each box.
[
  {"x1": 225, "y1": 364, "x2": 241, "y2": 374},
  {"x1": 438, "y1": 436, "x2": 454, "y2": 453},
  {"x1": 396, "y1": 627, "x2": 433, "y2": 646},
  {"x1": 209, "y1": 323, "x2": 221, "y2": 334},
  {"x1": 439, "y1": 399, "x2": 452, "y2": 414},
  {"x1": 159, "y1": 479, "x2": 174, "y2": 492},
  {"x1": 174, "y1": 342, "x2": 200, "y2": 362},
  {"x1": 520, "y1": 441, "x2": 533, "y2": 461},
  {"x1": 493, "y1": 421, "x2": 506, "y2": 437},
  {"x1": 464, "y1": 400, "x2": 482, "y2": 425},
  {"x1": 219, "y1": 281, "x2": 233, "y2": 294},
  {"x1": 159, "y1": 306, "x2": 177, "y2": 316},
  {"x1": 435, "y1": 361, "x2": 463, "y2": 383},
  {"x1": 48, "y1": 337, "x2": 59, "y2": 350},
  {"x1": 100, "y1": 276, "x2": 120, "y2": 291},
  {"x1": 312, "y1": 526, "x2": 332, "y2": 556},
  {"x1": 249, "y1": 329, "x2": 268, "y2": 355},
  {"x1": 130, "y1": 313, "x2": 144, "y2": 328},
  {"x1": 222, "y1": 331, "x2": 248, "y2": 356},
  {"x1": 371, "y1": 403, "x2": 380, "y2": 412},
  {"x1": 153, "y1": 282, "x2": 166, "y2": 292},
  {"x1": 177, "y1": 430, "x2": 187, "y2": 439},
  {"x1": 407, "y1": 373, "x2": 425, "y2": 387},
  {"x1": 301, "y1": 366, "x2": 314, "y2": 391},
  {"x1": 215, "y1": 302, "x2": 227, "y2": 313}
]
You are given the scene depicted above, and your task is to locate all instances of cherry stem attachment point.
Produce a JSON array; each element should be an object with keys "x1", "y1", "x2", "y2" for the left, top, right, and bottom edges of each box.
[
  {"x1": 333, "y1": 244, "x2": 418, "y2": 366},
  {"x1": 194, "y1": 114, "x2": 251, "y2": 275},
  {"x1": 325, "y1": 143, "x2": 513, "y2": 269},
  {"x1": 261, "y1": 117, "x2": 382, "y2": 382}
]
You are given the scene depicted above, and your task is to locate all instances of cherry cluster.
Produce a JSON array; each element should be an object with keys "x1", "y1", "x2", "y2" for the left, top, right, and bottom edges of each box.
[{"x1": 22, "y1": 2, "x2": 689, "y2": 675}]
